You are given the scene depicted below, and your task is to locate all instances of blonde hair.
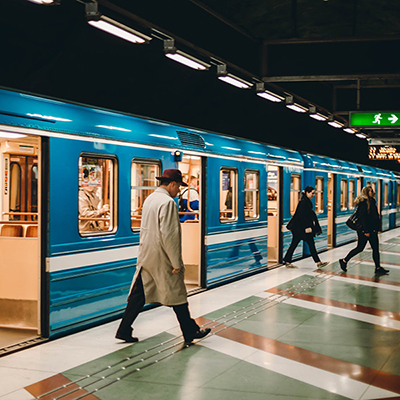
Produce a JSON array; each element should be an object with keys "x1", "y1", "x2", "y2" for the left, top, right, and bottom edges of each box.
[{"x1": 354, "y1": 185, "x2": 373, "y2": 210}]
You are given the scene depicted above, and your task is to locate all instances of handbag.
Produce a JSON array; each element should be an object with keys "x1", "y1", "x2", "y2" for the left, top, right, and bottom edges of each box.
[{"x1": 346, "y1": 209, "x2": 362, "y2": 231}]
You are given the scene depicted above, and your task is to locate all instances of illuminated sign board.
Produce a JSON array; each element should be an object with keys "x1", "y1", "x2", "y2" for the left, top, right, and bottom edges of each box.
[
  {"x1": 369, "y1": 145, "x2": 400, "y2": 160},
  {"x1": 350, "y1": 112, "x2": 400, "y2": 127}
]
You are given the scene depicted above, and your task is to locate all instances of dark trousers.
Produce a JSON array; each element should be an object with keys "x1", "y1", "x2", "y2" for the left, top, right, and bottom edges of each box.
[
  {"x1": 116, "y1": 272, "x2": 200, "y2": 341},
  {"x1": 344, "y1": 231, "x2": 380, "y2": 268},
  {"x1": 283, "y1": 232, "x2": 321, "y2": 264}
]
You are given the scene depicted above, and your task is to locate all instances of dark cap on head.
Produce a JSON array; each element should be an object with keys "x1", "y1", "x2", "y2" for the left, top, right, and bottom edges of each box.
[{"x1": 156, "y1": 169, "x2": 188, "y2": 186}]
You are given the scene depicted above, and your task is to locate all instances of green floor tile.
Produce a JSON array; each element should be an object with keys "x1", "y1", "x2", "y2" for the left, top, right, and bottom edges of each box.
[
  {"x1": 120, "y1": 344, "x2": 242, "y2": 388},
  {"x1": 203, "y1": 296, "x2": 263, "y2": 320},
  {"x1": 203, "y1": 359, "x2": 349, "y2": 399},
  {"x1": 381, "y1": 346, "x2": 400, "y2": 376}
]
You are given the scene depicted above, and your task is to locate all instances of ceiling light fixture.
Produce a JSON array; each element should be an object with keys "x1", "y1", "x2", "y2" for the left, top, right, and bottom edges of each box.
[
  {"x1": 163, "y1": 40, "x2": 210, "y2": 70},
  {"x1": 343, "y1": 127, "x2": 356, "y2": 134},
  {"x1": 85, "y1": 3, "x2": 151, "y2": 44},
  {"x1": 356, "y1": 133, "x2": 367, "y2": 139},
  {"x1": 217, "y1": 64, "x2": 253, "y2": 89},
  {"x1": 255, "y1": 83, "x2": 284, "y2": 102},
  {"x1": 27, "y1": 0, "x2": 60, "y2": 4},
  {"x1": 327, "y1": 115, "x2": 344, "y2": 128},
  {"x1": 285, "y1": 95, "x2": 307, "y2": 113},
  {"x1": 308, "y1": 105, "x2": 327, "y2": 121}
]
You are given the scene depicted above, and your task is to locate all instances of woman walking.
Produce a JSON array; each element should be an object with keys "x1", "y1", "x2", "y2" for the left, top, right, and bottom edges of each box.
[
  {"x1": 339, "y1": 186, "x2": 389, "y2": 274},
  {"x1": 283, "y1": 186, "x2": 328, "y2": 269}
]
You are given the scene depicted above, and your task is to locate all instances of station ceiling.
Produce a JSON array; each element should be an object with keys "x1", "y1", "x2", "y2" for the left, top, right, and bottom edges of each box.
[{"x1": 2, "y1": 0, "x2": 400, "y2": 169}]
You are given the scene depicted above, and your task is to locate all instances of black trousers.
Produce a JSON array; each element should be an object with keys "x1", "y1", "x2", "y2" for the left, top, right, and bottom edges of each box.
[
  {"x1": 283, "y1": 232, "x2": 321, "y2": 264},
  {"x1": 116, "y1": 271, "x2": 200, "y2": 342},
  {"x1": 344, "y1": 231, "x2": 380, "y2": 268}
]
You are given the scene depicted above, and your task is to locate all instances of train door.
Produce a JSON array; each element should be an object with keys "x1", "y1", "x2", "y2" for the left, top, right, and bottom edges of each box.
[
  {"x1": 267, "y1": 165, "x2": 281, "y2": 265},
  {"x1": 0, "y1": 135, "x2": 41, "y2": 351},
  {"x1": 178, "y1": 155, "x2": 202, "y2": 292},
  {"x1": 327, "y1": 173, "x2": 335, "y2": 248}
]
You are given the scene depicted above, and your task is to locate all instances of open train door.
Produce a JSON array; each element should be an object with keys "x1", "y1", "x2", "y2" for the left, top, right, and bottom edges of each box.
[
  {"x1": 178, "y1": 155, "x2": 203, "y2": 293},
  {"x1": 267, "y1": 165, "x2": 281, "y2": 266},
  {"x1": 327, "y1": 173, "x2": 336, "y2": 248},
  {"x1": 0, "y1": 133, "x2": 42, "y2": 353}
]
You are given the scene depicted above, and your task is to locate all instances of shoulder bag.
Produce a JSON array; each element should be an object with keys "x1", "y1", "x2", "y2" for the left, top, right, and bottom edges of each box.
[{"x1": 346, "y1": 208, "x2": 362, "y2": 231}]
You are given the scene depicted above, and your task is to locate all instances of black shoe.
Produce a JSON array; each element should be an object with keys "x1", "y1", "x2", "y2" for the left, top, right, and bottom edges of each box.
[
  {"x1": 339, "y1": 259, "x2": 347, "y2": 272},
  {"x1": 115, "y1": 333, "x2": 139, "y2": 343},
  {"x1": 375, "y1": 267, "x2": 389, "y2": 275},
  {"x1": 184, "y1": 328, "x2": 211, "y2": 345}
]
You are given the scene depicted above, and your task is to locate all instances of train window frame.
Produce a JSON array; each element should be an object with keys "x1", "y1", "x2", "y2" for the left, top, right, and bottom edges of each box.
[
  {"x1": 384, "y1": 182, "x2": 389, "y2": 206},
  {"x1": 9, "y1": 162, "x2": 22, "y2": 219},
  {"x1": 340, "y1": 179, "x2": 348, "y2": 211},
  {"x1": 315, "y1": 177, "x2": 324, "y2": 214},
  {"x1": 397, "y1": 183, "x2": 400, "y2": 206},
  {"x1": 220, "y1": 168, "x2": 238, "y2": 223},
  {"x1": 290, "y1": 174, "x2": 301, "y2": 215},
  {"x1": 349, "y1": 179, "x2": 356, "y2": 210},
  {"x1": 78, "y1": 154, "x2": 117, "y2": 237},
  {"x1": 131, "y1": 159, "x2": 161, "y2": 232},
  {"x1": 244, "y1": 169, "x2": 260, "y2": 221}
]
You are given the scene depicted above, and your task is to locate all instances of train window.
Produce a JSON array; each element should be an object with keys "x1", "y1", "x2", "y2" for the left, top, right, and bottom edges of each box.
[
  {"x1": 315, "y1": 177, "x2": 324, "y2": 214},
  {"x1": 290, "y1": 174, "x2": 301, "y2": 215},
  {"x1": 131, "y1": 161, "x2": 160, "y2": 231},
  {"x1": 340, "y1": 179, "x2": 347, "y2": 211},
  {"x1": 9, "y1": 162, "x2": 21, "y2": 220},
  {"x1": 372, "y1": 182, "x2": 377, "y2": 199},
  {"x1": 244, "y1": 170, "x2": 259, "y2": 220},
  {"x1": 78, "y1": 156, "x2": 116, "y2": 236},
  {"x1": 349, "y1": 180, "x2": 356, "y2": 210},
  {"x1": 384, "y1": 183, "x2": 389, "y2": 206},
  {"x1": 220, "y1": 168, "x2": 237, "y2": 222}
]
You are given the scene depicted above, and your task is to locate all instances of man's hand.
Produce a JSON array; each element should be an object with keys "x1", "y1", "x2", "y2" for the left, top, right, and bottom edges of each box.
[
  {"x1": 364, "y1": 232, "x2": 370, "y2": 237},
  {"x1": 172, "y1": 268, "x2": 180, "y2": 274}
]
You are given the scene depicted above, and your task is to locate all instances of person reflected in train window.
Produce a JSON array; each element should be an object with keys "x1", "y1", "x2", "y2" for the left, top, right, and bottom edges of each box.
[
  {"x1": 78, "y1": 185, "x2": 109, "y2": 232},
  {"x1": 115, "y1": 169, "x2": 211, "y2": 345},
  {"x1": 283, "y1": 186, "x2": 329, "y2": 269},
  {"x1": 179, "y1": 176, "x2": 199, "y2": 222},
  {"x1": 224, "y1": 186, "x2": 233, "y2": 218},
  {"x1": 339, "y1": 186, "x2": 389, "y2": 275}
]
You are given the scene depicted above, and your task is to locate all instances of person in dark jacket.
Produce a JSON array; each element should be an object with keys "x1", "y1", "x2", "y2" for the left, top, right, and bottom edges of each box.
[
  {"x1": 339, "y1": 186, "x2": 389, "y2": 274},
  {"x1": 283, "y1": 186, "x2": 328, "y2": 269}
]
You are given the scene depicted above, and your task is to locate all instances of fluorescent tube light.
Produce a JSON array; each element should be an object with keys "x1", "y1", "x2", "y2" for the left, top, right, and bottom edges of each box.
[
  {"x1": 285, "y1": 95, "x2": 307, "y2": 113},
  {"x1": 343, "y1": 128, "x2": 356, "y2": 134},
  {"x1": 164, "y1": 40, "x2": 210, "y2": 70},
  {"x1": 356, "y1": 133, "x2": 367, "y2": 139},
  {"x1": 86, "y1": 3, "x2": 151, "y2": 44},
  {"x1": 286, "y1": 103, "x2": 307, "y2": 113},
  {"x1": 255, "y1": 83, "x2": 284, "y2": 102},
  {"x1": 217, "y1": 64, "x2": 253, "y2": 89},
  {"x1": 327, "y1": 120, "x2": 343, "y2": 128}
]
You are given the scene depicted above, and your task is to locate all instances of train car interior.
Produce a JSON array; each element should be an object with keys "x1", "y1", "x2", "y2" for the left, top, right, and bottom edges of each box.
[
  {"x1": 267, "y1": 165, "x2": 281, "y2": 265},
  {"x1": 178, "y1": 155, "x2": 202, "y2": 291},
  {"x1": 0, "y1": 132, "x2": 41, "y2": 351}
]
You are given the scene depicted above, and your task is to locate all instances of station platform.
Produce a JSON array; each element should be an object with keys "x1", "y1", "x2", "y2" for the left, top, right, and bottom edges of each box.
[{"x1": 1, "y1": 228, "x2": 400, "y2": 400}]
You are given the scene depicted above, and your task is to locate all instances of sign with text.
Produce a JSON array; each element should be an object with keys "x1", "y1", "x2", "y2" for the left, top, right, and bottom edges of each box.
[
  {"x1": 369, "y1": 145, "x2": 400, "y2": 160},
  {"x1": 350, "y1": 112, "x2": 400, "y2": 127}
]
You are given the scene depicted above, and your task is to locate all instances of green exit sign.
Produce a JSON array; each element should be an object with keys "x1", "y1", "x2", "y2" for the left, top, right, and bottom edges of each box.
[{"x1": 350, "y1": 112, "x2": 400, "y2": 127}]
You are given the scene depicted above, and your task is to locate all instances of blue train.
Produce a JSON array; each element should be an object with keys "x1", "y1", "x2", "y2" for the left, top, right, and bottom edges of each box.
[{"x1": 1, "y1": 87, "x2": 399, "y2": 349}]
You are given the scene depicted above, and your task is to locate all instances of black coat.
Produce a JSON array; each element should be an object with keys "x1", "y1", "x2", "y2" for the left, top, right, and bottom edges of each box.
[
  {"x1": 356, "y1": 197, "x2": 381, "y2": 233},
  {"x1": 287, "y1": 196, "x2": 322, "y2": 236}
]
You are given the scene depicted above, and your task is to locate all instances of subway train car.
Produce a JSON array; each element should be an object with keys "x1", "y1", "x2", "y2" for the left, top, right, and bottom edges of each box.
[{"x1": 1, "y1": 87, "x2": 400, "y2": 353}]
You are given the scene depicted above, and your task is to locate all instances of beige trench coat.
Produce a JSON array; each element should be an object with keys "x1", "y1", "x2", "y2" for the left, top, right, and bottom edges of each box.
[{"x1": 130, "y1": 187, "x2": 187, "y2": 306}]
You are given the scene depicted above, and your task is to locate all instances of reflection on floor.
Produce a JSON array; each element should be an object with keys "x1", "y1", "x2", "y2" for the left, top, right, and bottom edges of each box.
[{"x1": 1, "y1": 228, "x2": 400, "y2": 400}]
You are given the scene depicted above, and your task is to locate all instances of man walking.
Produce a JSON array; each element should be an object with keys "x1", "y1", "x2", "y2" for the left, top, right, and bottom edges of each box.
[{"x1": 115, "y1": 169, "x2": 210, "y2": 345}]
